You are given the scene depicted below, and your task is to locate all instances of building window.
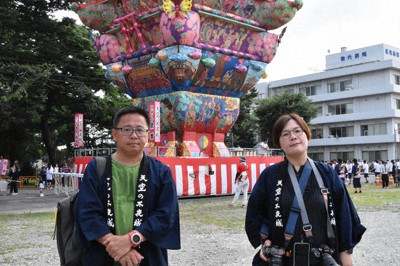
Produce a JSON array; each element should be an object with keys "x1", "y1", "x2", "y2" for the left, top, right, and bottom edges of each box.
[
  {"x1": 330, "y1": 152, "x2": 354, "y2": 162},
  {"x1": 328, "y1": 103, "x2": 353, "y2": 115},
  {"x1": 299, "y1": 85, "x2": 322, "y2": 96},
  {"x1": 309, "y1": 153, "x2": 324, "y2": 161},
  {"x1": 396, "y1": 99, "x2": 400, "y2": 110},
  {"x1": 329, "y1": 126, "x2": 354, "y2": 138},
  {"x1": 362, "y1": 150, "x2": 388, "y2": 162},
  {"x1": 271, "y1": 86, "x2": 294, "y2": 96},
  {"x1": 360, "y1": 124, "x2": 387, "y2": 136},
  {"x1": 328, "y1": 79, "x2": 352, "y2": 93},
  {"x1": 316, "y1": 106, "x2": 323, "y2": 116},
  {"x1": 311, "y1": 127, "x2": 323, "y2": 139},
  {"x1": 395, "y1": 75, "x2": 400, "y2": 85}
]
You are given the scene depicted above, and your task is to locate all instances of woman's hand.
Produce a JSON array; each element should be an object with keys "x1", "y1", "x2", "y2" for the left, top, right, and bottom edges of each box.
[
  {"x1": 339, "y1": 250, "x2": 353, "y2": 266},
  {"x1": 259, "y1": 239, "x2": 272, "y2": 261}
]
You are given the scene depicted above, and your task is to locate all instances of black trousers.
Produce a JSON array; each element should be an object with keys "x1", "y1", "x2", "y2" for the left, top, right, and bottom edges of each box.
[
  {"x1": 381, "y1": 174, "x2": 389, "y2": 188},
  {"x1": 9, "y1": 180, "x2": 18, "y2": 193}
]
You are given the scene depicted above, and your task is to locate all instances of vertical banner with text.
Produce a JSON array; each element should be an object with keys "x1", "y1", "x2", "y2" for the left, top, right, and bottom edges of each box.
[
  {"x1": 0, "y1": 159, "x2": 9, "y2": 175},
  {"x1": 74, "y1": 113, "x2": 84, "y2": 147},
  {"x1": 148, "y1": 101, "x2": 160, "y2": 143}
]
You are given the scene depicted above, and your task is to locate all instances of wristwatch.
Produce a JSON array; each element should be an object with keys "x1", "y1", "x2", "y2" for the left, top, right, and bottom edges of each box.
[{"x1": 128, "y1": 230, "x2": 142, "y2": 248}]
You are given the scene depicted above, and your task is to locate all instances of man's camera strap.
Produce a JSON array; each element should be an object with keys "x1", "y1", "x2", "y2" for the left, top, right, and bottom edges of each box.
[{"x1": 286, "y1": 158, "x2": 336, "y2": 249}]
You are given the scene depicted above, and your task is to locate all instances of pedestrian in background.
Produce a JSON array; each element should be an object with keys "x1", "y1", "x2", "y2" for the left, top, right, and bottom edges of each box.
[
  {"x1": 352, "y1": 159, "x2": 362, "y2": 193},
  {"x1": 9, "y1": 160, "x2": 20, "y2": 195},
  {"x1": 229, "y1": 156, "x2": 249, "y2": 208},
  {"x1": 362, "y1": 160, "x2": 369, "y2": 184},
  {"x1": 46, "y1": 163, "x2": 54, "y2": 189},
  {"x1": 256, "y1": 139, "x2": 270, "y2": 156},
  {"x1": 39, "y1": 166, "x2": 46, "y2": 185},
  {"x1": 381, "y1": 161, "x2": 389, "y2": 189}
]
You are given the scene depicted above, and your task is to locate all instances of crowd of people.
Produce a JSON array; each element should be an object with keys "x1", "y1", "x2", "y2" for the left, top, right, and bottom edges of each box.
[{"x1": 329, "y1": 158, "x2": 400, "y2": 190}]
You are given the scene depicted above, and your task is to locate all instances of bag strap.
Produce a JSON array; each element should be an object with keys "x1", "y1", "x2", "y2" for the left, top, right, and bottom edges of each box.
[
  {"x1": 287, "y1": 158, "x2": 336, "y2": 248},
  {"x1": 308, "y1": 158, "x2": 336, "y2": 242},
  {"x1": 95, "y1": 157, "x2": 107, "y2": 179},
  {"x1": 285, "y1": 160, "x2": 313, "y2": 246}
]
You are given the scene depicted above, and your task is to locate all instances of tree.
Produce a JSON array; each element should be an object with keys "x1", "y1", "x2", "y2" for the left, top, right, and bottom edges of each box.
[
  {"x1": 254, "y1": 92, "x2": 318, "y2": 148},
  {"x1": 0, "y1": 0, "x2": 131, "y2": 170},
  {"x1": 225, "y1": 87, "x2": 259, "y2": 148}
]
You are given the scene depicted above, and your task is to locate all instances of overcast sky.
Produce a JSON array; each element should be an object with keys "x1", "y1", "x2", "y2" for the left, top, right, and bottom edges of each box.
[
  {"x1": 58, "y1": 0, "x2": 400, "y2": 83},
  {"x1": 263, "y1": 0, "x2": 400, "y2": 82}
]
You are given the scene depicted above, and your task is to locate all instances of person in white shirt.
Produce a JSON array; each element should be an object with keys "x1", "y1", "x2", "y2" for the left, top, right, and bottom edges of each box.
[
  {"x1": 387, "y1": 160, "x2": 394, "y2": 180},
  {"x1": 256, "y1": 139, "x2": 270, "y2": 156},
  {"x1": 346, "y1": 160, "x2": 353, "y2": 185},
  {"x1": 46, "y1": 163, "x2": 54, "y2": 189},
  {"x1": 381, "y1": 161, "x2": 389, "y2": 188},
  {"x1": 373, "y1": 161, "x2": 382, "y2": 184},
  {"x1": 362, "y1": 160, "x2": 369, "y2": 183}
]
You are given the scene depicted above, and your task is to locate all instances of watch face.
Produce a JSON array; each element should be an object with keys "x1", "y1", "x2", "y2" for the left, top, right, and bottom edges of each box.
[{"x1": 132, "y1": 234, "x2": 141, "y2": 244}]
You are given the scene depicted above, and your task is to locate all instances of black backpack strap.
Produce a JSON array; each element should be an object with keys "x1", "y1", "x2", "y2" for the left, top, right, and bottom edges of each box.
[{"x1": 94, "y1": 156, "x2": 107, "y2": 179}]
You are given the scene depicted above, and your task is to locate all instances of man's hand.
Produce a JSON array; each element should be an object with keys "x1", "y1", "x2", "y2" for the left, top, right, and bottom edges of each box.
[
  {"x1": 119, "y1": 249, "x2": 144, "y2": 266},
  {"x1": 103, "y1": 234, "x2": 133, "y2": 261}
]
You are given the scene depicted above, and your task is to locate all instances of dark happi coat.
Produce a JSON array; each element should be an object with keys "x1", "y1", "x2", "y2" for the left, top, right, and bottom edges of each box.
[
  {"x1": 76, "y1": 155, "x2": 180, "y2": 266},
  {"x1": 246, "y1": 160, "x2": 365, "y2": 265}
]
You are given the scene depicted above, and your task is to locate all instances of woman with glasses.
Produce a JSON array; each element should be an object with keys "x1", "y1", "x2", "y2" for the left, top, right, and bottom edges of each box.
[{"x1": 245, "y1": 113, "x2": 366, "y2": 266}]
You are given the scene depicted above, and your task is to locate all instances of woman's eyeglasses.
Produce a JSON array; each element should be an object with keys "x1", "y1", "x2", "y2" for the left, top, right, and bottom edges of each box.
[{"x1": 280, "y1": 127, "x2": 304, "y2": 139}]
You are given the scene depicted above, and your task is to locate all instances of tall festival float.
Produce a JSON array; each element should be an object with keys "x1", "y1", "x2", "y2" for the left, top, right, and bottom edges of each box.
[{"x1": 71, "y1": 0, "x2": 302, "y2": 197}]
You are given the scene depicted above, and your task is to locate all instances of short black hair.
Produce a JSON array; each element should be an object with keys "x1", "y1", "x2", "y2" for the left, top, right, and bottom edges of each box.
[{"x1": 113, "y1": 106, "x2": 150, "y2": 128}]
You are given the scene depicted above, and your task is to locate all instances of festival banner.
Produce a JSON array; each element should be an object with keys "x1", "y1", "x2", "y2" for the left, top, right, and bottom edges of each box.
[
  {"x1": 148, "y1": 101, "x2": 160, "y2": 143},
  {"x1": 74, "y1": 156, "x2": 284, "y2": 197},
  {"x1": 74, "y1": 113, "x2": 84, "y2": 147},
  {"x1": 0, "y1": 159, "x2": 9, "y2": 175}
]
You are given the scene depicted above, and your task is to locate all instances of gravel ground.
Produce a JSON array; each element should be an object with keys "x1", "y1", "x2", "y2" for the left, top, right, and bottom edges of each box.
[{"x1": 0, "y1": 188, "x2": 399, "y2": 265}]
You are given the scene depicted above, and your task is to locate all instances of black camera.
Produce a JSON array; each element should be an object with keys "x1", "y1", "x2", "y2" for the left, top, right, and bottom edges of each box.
[
  {"x1": 262, "y1": 245, "x2": 285, "y2": 266},
  {"x1": 311, "y1": 244, "x2": 339, "y2": 266}
]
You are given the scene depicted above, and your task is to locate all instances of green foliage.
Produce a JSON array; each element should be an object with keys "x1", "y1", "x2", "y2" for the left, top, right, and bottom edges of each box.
[
  {"x1": 0, "y1": 0, "x2": 129, "y2": 170},
  {"x1": 254, "y1": 92, "x2": 318, "y2": 147},
  {"x1": 226, "y1": 87, "x2": 259, "y2": 148}
]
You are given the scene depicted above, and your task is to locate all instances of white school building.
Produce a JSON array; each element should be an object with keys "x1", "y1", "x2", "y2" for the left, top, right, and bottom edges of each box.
[{"x1": 256, "y1": 43, "x2": 400, "y2": 162}]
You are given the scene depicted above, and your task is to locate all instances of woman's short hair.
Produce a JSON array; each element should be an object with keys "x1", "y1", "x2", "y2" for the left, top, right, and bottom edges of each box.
[{"x1": 272, "y1": 113, "x2": 312, "y2": 148}]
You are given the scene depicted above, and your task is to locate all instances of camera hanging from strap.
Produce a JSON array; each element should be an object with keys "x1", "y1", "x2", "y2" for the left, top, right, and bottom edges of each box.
[{"x1": 285, "y1": 158, "x2": 336, "y2": 252}]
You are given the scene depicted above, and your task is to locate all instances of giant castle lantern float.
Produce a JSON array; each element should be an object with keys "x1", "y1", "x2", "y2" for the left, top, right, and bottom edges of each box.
[{"x1": 72, "y1": 0, "x2": 303, "y2": 197}]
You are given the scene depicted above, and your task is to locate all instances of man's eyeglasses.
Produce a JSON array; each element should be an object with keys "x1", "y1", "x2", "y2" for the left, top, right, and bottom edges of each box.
[
  {"x1": 114, "y1": 127, "x2": 149, "y2": 137},
  {"x1": 280, "y1": 127, "x2": 304, "y2": 139}
]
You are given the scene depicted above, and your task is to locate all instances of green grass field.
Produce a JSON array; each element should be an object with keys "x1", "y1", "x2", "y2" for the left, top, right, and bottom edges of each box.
[
  {"x1": 346, "y1": 184, "x2": 400, "y2": 212},
  {"x1": 0, "y1": 185, "x2": 398, "y2": 227}
]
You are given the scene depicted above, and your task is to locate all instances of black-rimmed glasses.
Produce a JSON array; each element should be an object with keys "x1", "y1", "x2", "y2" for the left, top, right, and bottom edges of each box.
[{"x1": 114, "y1": 127, "x2": 149, "y2": 137}]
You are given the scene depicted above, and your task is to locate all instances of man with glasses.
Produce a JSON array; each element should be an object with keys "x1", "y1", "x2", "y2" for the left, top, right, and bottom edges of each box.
[{"x1": 76, "y1": 106, "x2": 180, "y2": 266}]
